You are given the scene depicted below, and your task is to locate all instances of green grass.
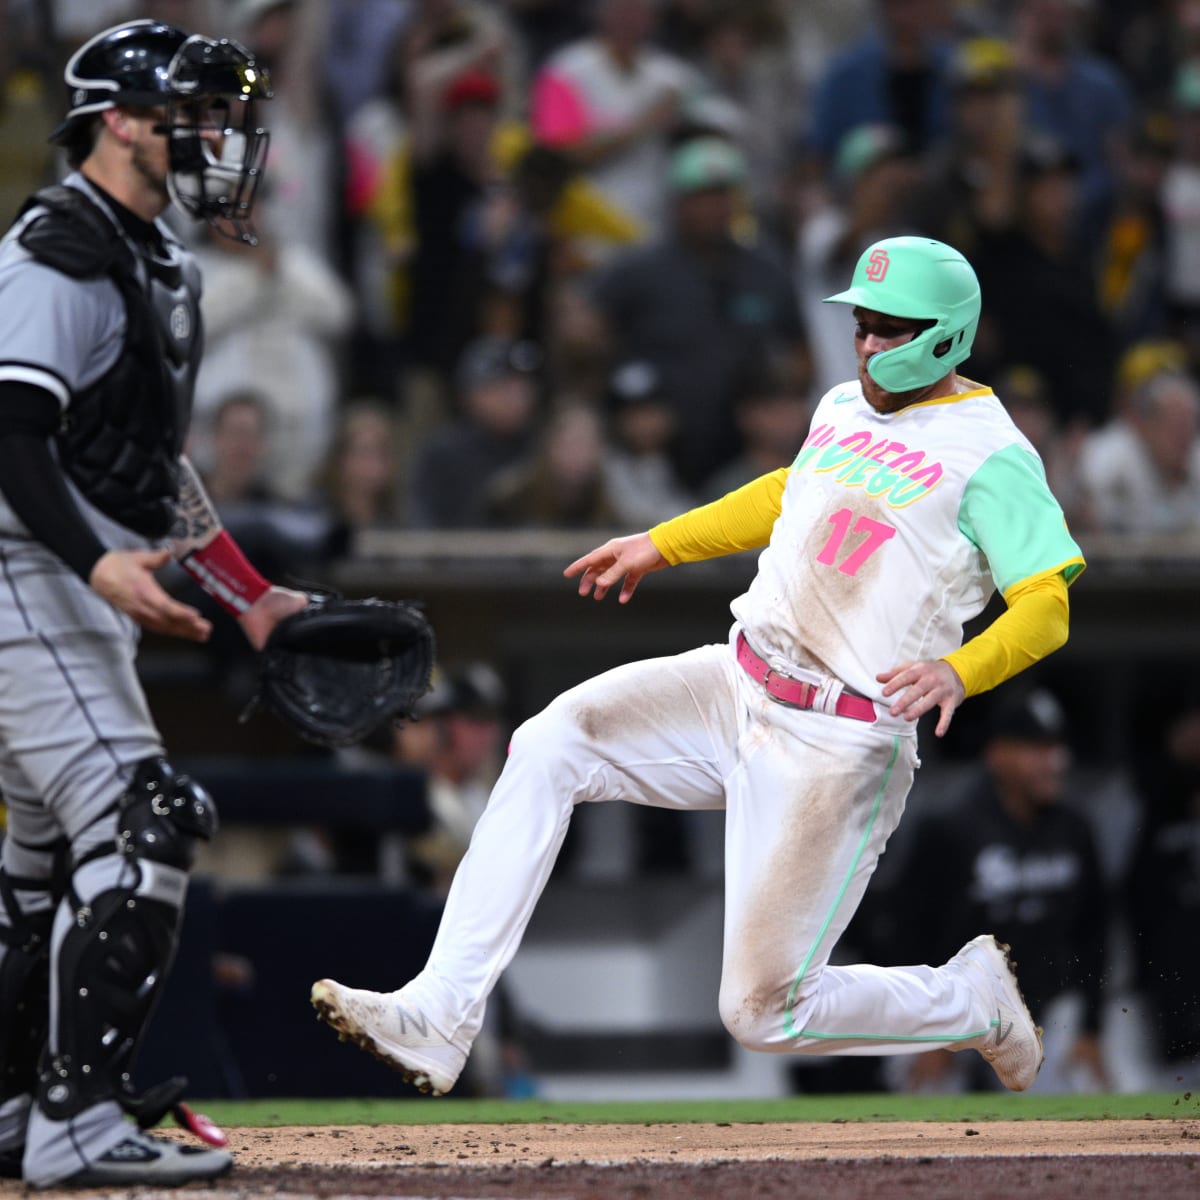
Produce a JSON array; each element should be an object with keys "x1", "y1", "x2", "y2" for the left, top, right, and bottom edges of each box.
[{"x1": 192, "y1": 1092, "x2": 1199, "y2": 1128}]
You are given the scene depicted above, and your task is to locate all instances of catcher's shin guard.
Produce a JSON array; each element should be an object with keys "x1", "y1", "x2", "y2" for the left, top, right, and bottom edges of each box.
[
  {"x1": 37, "y1": 758, "x2": 216, "y2": 1121},
  {"x1": 0, "y1": 870, "x2": 54, "y2": 1104}
]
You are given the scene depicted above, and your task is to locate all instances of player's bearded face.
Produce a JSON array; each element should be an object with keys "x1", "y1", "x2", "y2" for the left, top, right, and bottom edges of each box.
[{"x1": 852, "y1": 308, "x2": 927, "y2": 413}]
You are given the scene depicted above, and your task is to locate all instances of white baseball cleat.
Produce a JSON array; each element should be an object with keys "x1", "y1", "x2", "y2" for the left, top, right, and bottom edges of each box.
[
  {"x1": 947, "y1": 934, "x2": 1044, "y2": 1091},
  {"x1": 310, "y1": 979, "x2": 466, "y2": 1096}
]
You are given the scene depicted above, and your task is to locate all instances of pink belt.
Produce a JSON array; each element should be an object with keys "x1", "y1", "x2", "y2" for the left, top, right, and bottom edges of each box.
[{"x1": 735, "y1": 632, "x2": 877, "y2": 724}]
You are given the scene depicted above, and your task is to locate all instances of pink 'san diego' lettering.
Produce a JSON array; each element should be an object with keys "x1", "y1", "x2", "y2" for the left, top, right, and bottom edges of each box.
[{"x1": 791, "y1": 426, "x2": 944, "y2": 508}]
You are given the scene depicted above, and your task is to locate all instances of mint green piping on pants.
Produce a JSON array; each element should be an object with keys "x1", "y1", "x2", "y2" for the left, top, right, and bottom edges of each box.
[{"x1": 781, "y1": 734, "x2": 994, "y2": 1045}]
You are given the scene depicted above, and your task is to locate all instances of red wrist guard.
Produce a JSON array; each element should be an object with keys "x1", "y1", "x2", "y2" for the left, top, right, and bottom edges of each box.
[{"x1": 181, "y1": 530, "x2": 270, "y2": 616}]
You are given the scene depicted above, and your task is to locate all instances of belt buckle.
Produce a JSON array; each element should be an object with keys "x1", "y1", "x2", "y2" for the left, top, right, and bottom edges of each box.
[{"x1": 763, "y1": 666, "x2": 813, "y2": 710}]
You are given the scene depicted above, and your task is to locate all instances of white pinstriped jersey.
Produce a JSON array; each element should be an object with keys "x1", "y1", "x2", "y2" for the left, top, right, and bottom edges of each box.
[{"x1": 730, "y1": 379, "x2": 1085, "y2": 704}]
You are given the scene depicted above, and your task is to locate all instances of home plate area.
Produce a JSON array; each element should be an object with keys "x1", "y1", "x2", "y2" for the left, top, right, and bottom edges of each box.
[{"x1": 9, "y1": 1119, "x2": 1193, "y2": 1200}]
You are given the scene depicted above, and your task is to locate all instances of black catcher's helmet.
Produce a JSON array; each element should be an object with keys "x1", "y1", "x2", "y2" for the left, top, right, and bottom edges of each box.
[{"x1": 51, "y1": 19, "x2": 273, "y2": 242}]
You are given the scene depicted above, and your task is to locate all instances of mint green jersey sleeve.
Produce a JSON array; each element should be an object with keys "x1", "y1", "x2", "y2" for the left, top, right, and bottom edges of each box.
[{"x1": 958, "y1": 444, "x2": 1086, "y2": 594}]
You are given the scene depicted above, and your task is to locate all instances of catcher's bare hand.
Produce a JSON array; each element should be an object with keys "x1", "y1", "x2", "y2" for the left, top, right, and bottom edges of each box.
[
  {"x1": 564, "y1": 532, "x2": 667, "y2": 604},
  {"x1": 877, "y1": 658, "x2": 965, "y2": 738},
  {"x1": 238, "y1": 585, "x2": 309, "y2": 651},
  {"x1": 90, "y1": 548, "x2": 212, "y2": 642}
]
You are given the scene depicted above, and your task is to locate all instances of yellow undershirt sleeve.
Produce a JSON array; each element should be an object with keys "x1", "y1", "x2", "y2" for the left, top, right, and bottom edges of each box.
[
  {"x1": 650, "y1": 470, "x2": 1070, "y2": 695},
  {"x1": 942, "y1": 570, "x2": 1071, "y2": 698},
  {"x1": 648, "y1": 469, "x2": 787, "y2": 564}
]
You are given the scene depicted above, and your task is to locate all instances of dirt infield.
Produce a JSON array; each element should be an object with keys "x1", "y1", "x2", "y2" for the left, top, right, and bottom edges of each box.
[
  {"x1": 228, "y1": 1117, "x2": 1200, "y2": 1166},
  {"x1": 8, "y1": 1119, "x2": 1200, "y2": 1199}
]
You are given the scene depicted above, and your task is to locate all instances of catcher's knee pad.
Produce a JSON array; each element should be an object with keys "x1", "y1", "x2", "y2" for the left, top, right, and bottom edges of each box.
[
  {"x1": 38, "y1": 758, "x2": 216, "y2": 1120},
  {"x1": 0, "y1": 870, "x2": 54, "y2": 1103},
  {"x1": 114, "y1": 756, "x2": 218, "y2": 871}
]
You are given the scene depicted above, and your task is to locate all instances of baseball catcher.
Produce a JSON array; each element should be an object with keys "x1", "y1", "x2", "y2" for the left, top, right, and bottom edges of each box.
[{"x1": 0, "y1": 17, "x2": 313, "y2": 1190}]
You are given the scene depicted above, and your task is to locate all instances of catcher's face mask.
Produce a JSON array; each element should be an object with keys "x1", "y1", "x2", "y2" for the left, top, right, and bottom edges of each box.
[{"x1": 158, "y1": 35, "x2": 272, "y2": 244}]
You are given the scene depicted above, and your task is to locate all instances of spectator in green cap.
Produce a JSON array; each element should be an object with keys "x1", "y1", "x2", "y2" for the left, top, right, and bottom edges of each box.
[
  {"x1": 798, "y1": 123, "x2": 919, "y2": 399},
  {"x1": 584, "y1": 133, "x2": 809, "y2": 487},
  {"x1": 668, "y1": 136, "x2": 748, "y2": 193}
]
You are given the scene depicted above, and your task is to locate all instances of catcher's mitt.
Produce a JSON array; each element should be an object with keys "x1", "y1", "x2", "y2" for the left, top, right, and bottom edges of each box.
[{"x1": 247, "y1": 596, "x2": 435, "y2": 748}]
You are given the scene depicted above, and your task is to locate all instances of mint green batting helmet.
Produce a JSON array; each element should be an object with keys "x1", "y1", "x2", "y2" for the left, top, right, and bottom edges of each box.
[{"x1": 823, "y1": 236, "x2": 982, "y2": 392}]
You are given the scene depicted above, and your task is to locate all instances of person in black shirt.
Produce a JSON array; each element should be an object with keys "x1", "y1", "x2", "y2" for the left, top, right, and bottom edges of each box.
[
  {"x1": 970, "y1": 134, "x2": 1117, "y2": 430},
  {"x1": 587, "y1": 136, "x2": 809, "y2": 488},
  {"x1": 1126, "y1": 684, "x2": 1200, "y2": 1087}
]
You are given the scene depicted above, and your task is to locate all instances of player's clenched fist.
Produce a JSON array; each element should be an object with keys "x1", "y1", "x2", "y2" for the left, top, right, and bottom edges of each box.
[{"x1": 564, "y1": 532, "x2": 668, "y2": 604}]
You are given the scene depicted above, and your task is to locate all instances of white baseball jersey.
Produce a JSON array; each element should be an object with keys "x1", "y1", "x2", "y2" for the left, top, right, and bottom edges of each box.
[{"x1": 732, "y1": 379, "x2": 1085, "y2": 704}]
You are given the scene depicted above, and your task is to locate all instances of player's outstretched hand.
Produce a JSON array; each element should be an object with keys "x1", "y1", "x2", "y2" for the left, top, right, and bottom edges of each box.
[
  {"x1": 237, "y1": 585, "x2": 310, "y2": 651},
  {"x1": 90, "y1": 548, "x2": 212, "y2": 642},
  {"x1": 877, "y1": 658, "x2": 966, "y2": 738},
  {"x1": 565, "y1": 532, "x2": 668, "y2": 604}
]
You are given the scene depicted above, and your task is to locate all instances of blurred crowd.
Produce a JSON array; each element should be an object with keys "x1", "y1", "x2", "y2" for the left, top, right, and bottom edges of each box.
[
  {"x1": 6, "y1": 0, "x2": 1200, "y2": 1096},
  {"x1": 7, "y1": 0, "x2": 1200, "y2": 564}
]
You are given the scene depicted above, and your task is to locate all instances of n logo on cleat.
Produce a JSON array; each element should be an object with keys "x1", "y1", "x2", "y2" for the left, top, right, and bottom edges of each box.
[{"x1": 397, "y1": 1004, "x2": 428, "y2": 1037}]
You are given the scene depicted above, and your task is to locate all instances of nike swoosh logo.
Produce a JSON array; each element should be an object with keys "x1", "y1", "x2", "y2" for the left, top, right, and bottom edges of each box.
[
  {"x1": 995, "y1": 1014, "x2": 1014, "y2": 1045},
  {"x1": 833, "y1": 391, "x2": 856, "y2": 404}
]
